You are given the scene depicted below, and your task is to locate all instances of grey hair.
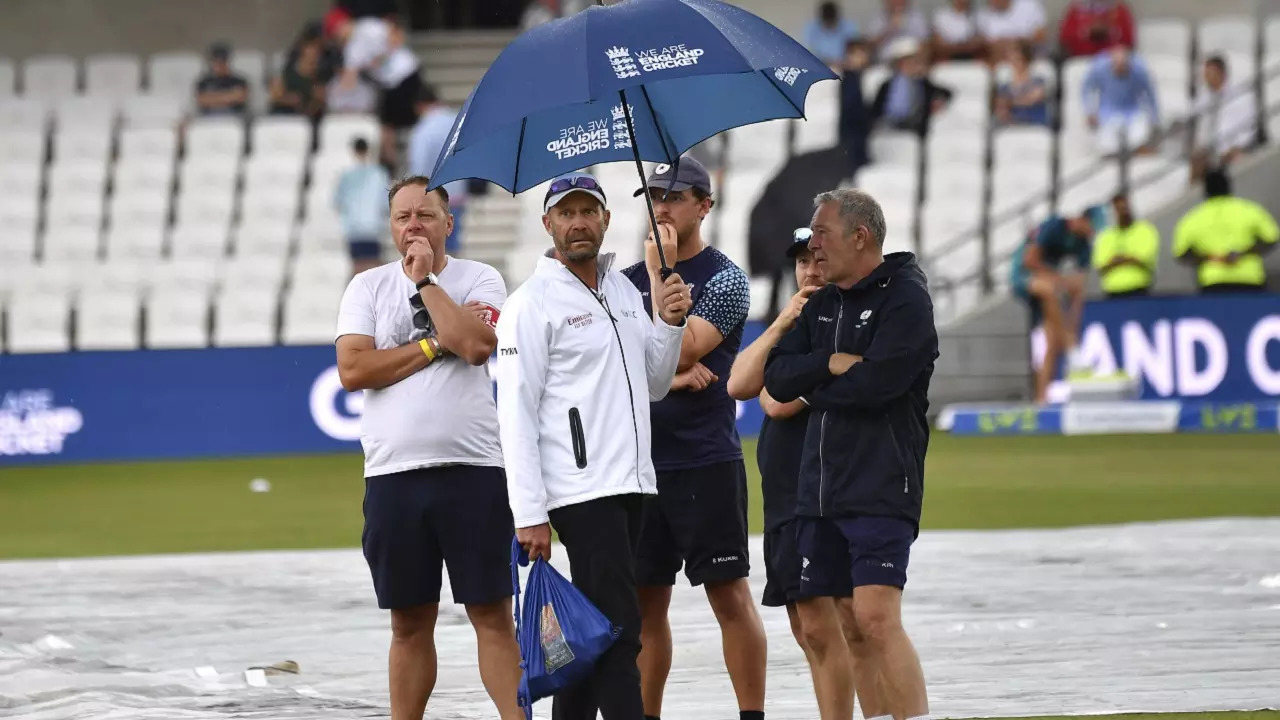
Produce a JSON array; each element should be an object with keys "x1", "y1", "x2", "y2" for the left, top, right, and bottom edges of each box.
[{"x1": 813, "y1": 188, "x2": 886, "y2": 247}]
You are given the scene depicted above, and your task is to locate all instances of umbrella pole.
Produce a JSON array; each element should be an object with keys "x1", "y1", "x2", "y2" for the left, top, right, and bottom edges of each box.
[{"x1": 618, "y1": 89, "x2": 673, "y2": 280}]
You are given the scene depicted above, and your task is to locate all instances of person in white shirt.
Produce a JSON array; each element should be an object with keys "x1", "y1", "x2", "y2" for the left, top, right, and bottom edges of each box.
[
  {"x1": 931, "y1": 0, "x2": 985, "y2": 62},
  {"x1": 868, "y1": 0, "x2": 932, "y2": 62},
  {"x1": 1191, "y1": 55, "x2": 1258, "y2": 181},
  {"x1": 335, "y1": 176, "x2": 523, "y2": 720},
  {"x1": 494, "y1": 172, "x2": 691, "y2": 720},
  {"x1": 335, "y1": 14, "x2": 424, "y2": 168},
  {"x1": 975, "y1": 0, "x2": 1047, "y2": 61}
]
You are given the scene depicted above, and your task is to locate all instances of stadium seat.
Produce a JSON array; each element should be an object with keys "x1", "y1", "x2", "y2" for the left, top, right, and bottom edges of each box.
[
  {"x1": 296, "y1": 213, "x2": 346, "y2": 254},
  {"x1": 42, "y1": 227, "x2": 102, "y2": 262},
  {"x1": 54, "y1": 95, "x2": 119, "y2": 130},
  {"x1": 0, "y1": 218, "x2": 38, "y2": 263},
  {"x1": 113, "y1": 158, "x2": 175, "y2": 196},
  {"x1": 994, "y1": 126, "x2": 1053, "y2": 173},
  {"x1": 21, "y1": 55, "x2": 78, "y2": 100},
  {"x1": 0, "y1": 58, "x2": 14, "y2": 95},
  {"x1": 1137, "y1": 18, "x2": 1191, "y2": 58},
  {"x1": 0, "y1": 143, "x2": 43, "y2": 186},
  {"x1": 121, "y1": 94, "x2": 185, "y2": 129},
  {"x1": 854, "y1": 163, "x2": 919, "y2": 205},
  {"x1": 5, "y1": 291, "x2": 72, "y2": 354},
  {"x1": 925, "y1": 161, "x2": 984, "y2": 211},
  {"x1": 147, "y1": 51, "x2": 204, "y2": 100},
  {"x1": 145, "y1": 289, "x2": 211, "y2": 349},
  {"x1": 152, "y1": 257, "x2": 221, "y2": 296},
  {"x1": 244, "y1": 153, "x2": 306, "y2": 191},
  {"x1": 318, "y1": 114, "x2": 380, "y2": 157},
  {"x1": 870, "y1": 131, "x2": 921, "y2": 167},
  {"x1": 280, "y1": 285, "x2": 344, "y2": 345},
  {"x1": 931, "y1": 61, "x2": 991, "y2": 99},
  {"x1": 105, "y1": 221, "x2": 167, "y2": 261},
  {"x1": 80, "y1": 260, "x2": 148, "y2": 297},
  {"x1": 290, "y1": 251, "x2": 353, "y2": 290},
  {"x1": 212, "y1": 286, "x2": 279, "y2": 347},
  {"x1": 169, "y1": 222, "x2": 230, "y2": 259},
  {"x1": 7, "y1": 259, "x2": 83, "y2": 300},
  {"x1": 250, "y1": 116, "x2": 312, "y2": 159},
  {"x1": 0, "y1": 97, "x2": 49, "y2": 129},
  {"x1": 232, "y1": 218, "x2": 294, "y2": 259},
  {"x1": 792, "y1": 98, "x2": 839, "y2": 154},
  {"x1": 85, "y1": 53, "x2": 142, "y2": 99},
  {"x1": 118, "y1": 127, "x2": 177, "y2": 161},
  {"x1": 52, "y1": 127, "x2": 112, "y2": 164},
  {"x1": 992, "y1": 165, "x2": 1050, "y2": 217},
  {"x1": 309, "y1": 153, "x2": 355, "y2": 196},
  {"x1": 1198, "y1": 17, "x2": 1256, "y2": 81},
  {"x1": 48, "y1": 159, "x2": 109, "y2": 197},
  {"x1": 1267, "y1": 17, "x2": 1280, "y2": 65},
  {"x1": 184, "y1": 117, "x2": 245, "y2": 158},
  {"x1": 725, "y1": 119, "x2": 789, "y2": 173},
  {"x1": 239, "y1": 189, "x2": 300, "y2": 228},
  {"x1": 178, "y1": 155, "x2": 240, "y2": 199},
  {"x1": 174, "y1": 185, "x2": 236, "y2": 230},
  {"x1": 75, "y1": 290, "x2": 142, "y2": 351}
]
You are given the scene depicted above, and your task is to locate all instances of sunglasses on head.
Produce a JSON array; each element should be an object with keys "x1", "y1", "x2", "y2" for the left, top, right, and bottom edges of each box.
[{"x1": 546, "y1": 176, "x2": 605, "y2": 199}]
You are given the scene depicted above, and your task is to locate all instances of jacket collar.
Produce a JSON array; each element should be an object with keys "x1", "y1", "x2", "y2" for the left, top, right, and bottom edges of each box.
[
  {"x1": 537, "y1": 248, "x2": 617, "y2": 282},
  {"x1": 842, "y1": 251, "x2": 917, "y2": 292}
]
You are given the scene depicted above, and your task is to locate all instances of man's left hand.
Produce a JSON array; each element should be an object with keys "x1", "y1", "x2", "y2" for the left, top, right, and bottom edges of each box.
[
  {"x1": 658, "y1": 272, "x2": 691, "y2": 326},
  {"x1": 403, "y1": 240, "x2": 435, "y2": 285},
  {"x1": 829, "y1": 352, "x2": 863, "y2": 376},
  {"x1": 644, "y1": 222, "x2": 678, "y2": 277}
]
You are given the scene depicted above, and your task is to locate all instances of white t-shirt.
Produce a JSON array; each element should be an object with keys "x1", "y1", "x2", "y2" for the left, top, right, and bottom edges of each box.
[
  {"x1": 934, "y1": 6, "x2": 978, "y2": 44},
  {"x1": 344, "y1": 18, "x2": 420, "y2": 88},
  {"x1": 335, "y1": 257, "x2": 507, "y2": 477},
  {"x1": 976, "y1": 0, "x2": 1046, "y2": 41}
]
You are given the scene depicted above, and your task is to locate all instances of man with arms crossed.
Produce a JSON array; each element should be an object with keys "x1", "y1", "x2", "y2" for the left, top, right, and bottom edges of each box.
[
  {"x1": 727, "y1": 228, "x2": 886, "y2": 720},
  {"x1": 764, "y1": 189, "x2": 938, "y2": 720},
  {"x1": 335, "y1": 177, "x2": 522, "y2": 720},
  {"x1": 621, "y1": 156, "x2": 768, "y2": 720},
  {"x1": 495, "y1": 172, "x2": 691, "y2": 720}
]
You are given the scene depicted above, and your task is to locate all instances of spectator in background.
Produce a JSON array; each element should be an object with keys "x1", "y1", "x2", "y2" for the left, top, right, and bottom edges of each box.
[
  {"x1": 269, "y1": 42, "x2": 327, "y2": 120},
  {"x1": 869, "y1": 37, "x2": 954, "y2": 137},
  {"x1": 286, "y1": 20, "x2": 341, "y2": 87},
  {"x1": 1091, "y1": 193, "x2": 1159, "y2": 298},
  {"x1": 804, "y1": 2, "x2": 861, "y2": 69},
  {"x1": 1010, "y1": 206, "x2": 1106, "y2": 403},
  {"x1": 1082, "y1": 46, "x2": 1159, "y2": 157},
  {"x1": 994, "y1": 42, "x2": 1049, "y2": 126},
  {"x1": 1190, "y1": 55, "x2": 1258, "y2": 182},
  {"x1": 931, "y1": 0, "x2": 985, "y2": 62},
  {"x1": 1174, "y1": 170, "x2": 1278, "y2": 295},
  {"x1": 335, "y1": 137, "x2": 393, "y2": 276},
  {"x1": 335, "y1": 13, "x2": 424, "y2": 169},
  {"x1": 1058, "y1": 0, "x2": 1135, "y2": 59},
  {"x1": 839, "y1": 40, "x2": 873, "y2": 172},
  {"x1": 868, "y1": 0, "x2": 930, "y2": 62},
  {"x1": 975, "y1": 0, "x2": 1048, "y2": 62},
  {"x1": 195, "y1": 42, "x2": 249, "y2": 117},
  {"x1": 408, "y1": 84, "x2": 469, "y2": 254}
]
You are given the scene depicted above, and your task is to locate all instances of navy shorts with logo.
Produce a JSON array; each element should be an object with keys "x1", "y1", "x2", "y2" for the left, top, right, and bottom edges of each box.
[
  {"x1": 762, "y1": 520, "x2": 854, "y2": 607},
  {"x1": 635, "y1": 459, "x2": 751, "y2": 587},
  {"x1": 362, "y1": 464, "x2": 514, "y2": 609},
  {"x1": 797, "y1": 515, "x2": 916, "y2": 594}
]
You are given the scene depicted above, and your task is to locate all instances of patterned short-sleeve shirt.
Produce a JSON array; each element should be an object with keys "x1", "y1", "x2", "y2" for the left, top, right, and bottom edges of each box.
[{"x1": 623, "y1": 246, "x2": 750, "y2": 470}]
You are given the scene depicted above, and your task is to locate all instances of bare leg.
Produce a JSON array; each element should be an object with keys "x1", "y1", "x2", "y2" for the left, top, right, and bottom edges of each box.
[
  {"x1": 797, "y1": 597, "x2": 855, "y2": 720},
  {"x1": 638, "y1": 585, "x2": 673, "y2": 717},
  {"x1": 838, "y1": 597, "x2": 887, "y2": 718},
  {"x1": 787, "y1": 604, "x2": 825, "y2": 700},
  {"x1": 1028, "y1": 274, "x2": 1063, "y2": 403},
  {"x1": 465, "y1": 599, "x2": 525, "y2": 720},
  {"x1": 853, "y1": 586, "x2": 928, "y2": 719},
  {"x1": 389, "y1": 604, "x2": 439, "y2": 720},
  {"x1": 705, "y1": 578, "x2": 768, "y2": 712}
]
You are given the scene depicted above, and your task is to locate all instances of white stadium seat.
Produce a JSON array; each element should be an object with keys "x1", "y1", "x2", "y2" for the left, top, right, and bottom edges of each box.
[
  {"x1": 80, "y1": 260, "x2": 148, "y2": 297},
  {"x1": 85, "y1": 53, "x2": 142, "y2": 99},
  {"x1": 6, "y1": 260, "x2": 82, "y2": 300},
  {"x1": 232, "y1": 218, "x2": 294, "y2": 259},
  {"x1": 213, "y1": 286, "x2": 279, "y2": 347},
  {"x1": 54, "y1": 95, "x2": 118, "y2": 130},
  {"x1": 0, "y1": 148, "x2": 43, "y2": 188},
  {"x1": 870, "y1": 131, "x2": 921, "y2": 167},
  {"x1": 1137, "y1": 19, "x2": 1191, "y2": 58},
  {"x1": 178, "y1": 155, "x2": 240, "y2": 196},
  {"x1": 6, "y1": 291, "x2": 72, "y2": 354},
  {"x1": 289, "y1": 251, "x2": 352, "y2": 289},
  {"x1": 169, "y1": 223, "x2": 230, "y2": 259},
  {"x1": 121, "y1": 94, "x2": 185, "y2": 129},
  {"x1": 53, "y1": 127, "x2": 112, "y2": 164},
  {"x1": 145, "y1": 288, "x2": 211, "y2": 349},
  {"x1": 243, "y1": 154, "x2": 306, "y2": 193},
  {"x1": 44, "y1": 191, "x2": 105, "y2": 232},
  {"x1": 221, "y1": 253, "x2": 287, "y2": 292},
  {"x1": 1198, "y1": 17, "x2": 1256, "y2": 81},
  {"x1": 296, "y1": 213, "x2": 346, "y2": 254},
  {"x1": 174, "y1": 185, "x2": 236, "y2": 229},
  {"x1": 0, "y1": 218, "x2": 38, "y2": 263},
  {"x1": 0, "y1": 97, "x2": 49, "y2": 129},
  {"x1": 185, "y1": 117, "x2": 245, "y2": 158},
  {"x1": 75, "y1": 290, "x2": 142, "y2": 351},
  {"x1": 113, "y1": 158, "x2": 175, "y2": 195},
  {"x1": 318, "y1": 114, "x2": 380, "y2": 157},
  {"x1": 118, "y1": 127, "x2": 177, "y2": 161},
  {"x1": 251, "y1": 115, "x2": 312, "y2": 159},
  {"x1": 147, "y1": 51, "x2": 204, "y2": 99},
  {"x1": 22, "y1": 55, "x2": 78, "y2": 100},
  {"x1": 42, "y1": 226, "x2": 102, "y2": 262},
  {"x1": 105, "y1": 221, "x2": 167, "y2": 261},
  {"x1": 238, "y1": 188, "x2": 299, "y2": 228},
  {"x1": 281, "y1": 284, "x2": 344, "y2": 346},
  {"x1": 48, "y1": 159, "x2": 109, "y2": 197},
  {"x1": 150, "y1": 258, "x2": 221, "y2": 297}
]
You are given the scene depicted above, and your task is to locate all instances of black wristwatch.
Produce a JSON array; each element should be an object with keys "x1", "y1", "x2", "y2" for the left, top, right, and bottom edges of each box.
[{"x1": 415, "y1": 272, "x2": 439, "y2": 290}]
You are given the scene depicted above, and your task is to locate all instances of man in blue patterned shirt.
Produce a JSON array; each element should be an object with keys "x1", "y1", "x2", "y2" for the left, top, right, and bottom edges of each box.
[{"x1": 622, "y1": 156, "x2": 768, "y2": 720}]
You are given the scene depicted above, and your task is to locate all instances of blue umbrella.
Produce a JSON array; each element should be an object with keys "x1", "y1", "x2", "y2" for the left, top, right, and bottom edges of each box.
[{"x1": 426, "y1": 0, "x2": 837, "y2": 273}]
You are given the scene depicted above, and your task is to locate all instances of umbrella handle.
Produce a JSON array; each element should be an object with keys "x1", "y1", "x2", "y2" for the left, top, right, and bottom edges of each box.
[{"x1": 618, "y1": 89, "x2": 673, "y2": 280}]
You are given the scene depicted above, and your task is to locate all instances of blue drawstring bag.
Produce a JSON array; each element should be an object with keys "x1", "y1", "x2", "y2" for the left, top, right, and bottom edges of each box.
[{"x1": 511, "y1": 537, "x2": 621, "y2": 720}]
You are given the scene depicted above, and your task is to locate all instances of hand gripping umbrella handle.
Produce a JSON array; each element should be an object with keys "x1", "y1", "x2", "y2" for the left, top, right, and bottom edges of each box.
[{"x1": 617, "y1": 89, "x2": 673, "y2": 280}]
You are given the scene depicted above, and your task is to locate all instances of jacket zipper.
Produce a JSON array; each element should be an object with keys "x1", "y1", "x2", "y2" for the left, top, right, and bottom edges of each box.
[
  {"x1": 568, "y1": 407, "x2": 588, "y2": 469},
  {"x1": 571, "y1": 270, "x2": 644, "y2": 492},
  {"x1": 819, "y1": 298, "x2": 845, "y2": 516}
]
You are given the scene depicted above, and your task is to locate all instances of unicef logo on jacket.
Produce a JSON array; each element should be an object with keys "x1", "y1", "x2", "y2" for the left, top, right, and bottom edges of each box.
[{"x1": 0, "y1": 389, "x2": 84, "y2": 456}]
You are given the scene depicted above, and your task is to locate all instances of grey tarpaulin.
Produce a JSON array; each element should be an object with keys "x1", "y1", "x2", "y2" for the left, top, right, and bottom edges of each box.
[{"x1": 2, "y1": 519, "x2": 1277, "y2": 719}]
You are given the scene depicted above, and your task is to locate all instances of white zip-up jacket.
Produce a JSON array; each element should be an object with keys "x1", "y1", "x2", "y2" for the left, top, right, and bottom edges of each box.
[{"x1": 494, "y1": 251, "x2": 686, "y2": 528}]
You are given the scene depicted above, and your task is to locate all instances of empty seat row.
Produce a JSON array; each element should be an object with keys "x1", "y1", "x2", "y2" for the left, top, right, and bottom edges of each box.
[{"x1": 0, "y1": 49, "x2": 282, "y2": 101}]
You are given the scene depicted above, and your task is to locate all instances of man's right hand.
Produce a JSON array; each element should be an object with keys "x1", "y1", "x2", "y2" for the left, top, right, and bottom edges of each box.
[
  {"x1": 517, "y1": 523, "x2": 552, "y2": 562},
  {"x1": 672, "y1": 362, "x2": 718, "y2": 392},
  {"x1": 829, "y1": 352, "x2": 863, "y2": 376},
  {"x1": 773, "y1": 285, "x2": 818, "y2": 332}
]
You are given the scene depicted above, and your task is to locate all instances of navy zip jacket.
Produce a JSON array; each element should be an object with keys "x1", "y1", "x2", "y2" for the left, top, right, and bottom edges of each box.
[{"x1": 762, "y1": 252, "x2": 938, "y2": 531}]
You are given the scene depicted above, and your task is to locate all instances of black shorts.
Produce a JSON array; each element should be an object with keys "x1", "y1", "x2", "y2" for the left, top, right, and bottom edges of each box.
[
  {"x1": 635, "y1": 459, "x2": 751, "y2": 587},
  {"x1": 348, "y1": 238, "x2": 381, "y2": 260},
  {"x1": 361, "y1": 464, "x2": 514, "y2": 609},
  {"x1": 797, "y1": 515, "x2": 916, "y2": 595},
  {"x1": 378, "y1": 71, "x2": 422, "y2": 129}
]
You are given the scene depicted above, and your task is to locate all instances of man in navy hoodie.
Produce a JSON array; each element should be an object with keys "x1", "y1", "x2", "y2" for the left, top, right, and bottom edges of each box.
[{"x1": 763, "y1": 187, "x2": 938, "y2": 720}]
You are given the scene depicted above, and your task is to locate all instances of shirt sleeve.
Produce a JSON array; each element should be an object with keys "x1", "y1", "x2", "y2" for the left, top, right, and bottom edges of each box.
[
  {"x1": 1133, "y1": 223, "x2": 1161, "y2": 269},
  {"x1": 494, "y1": 290, "x2": 551, "y2": 528},
  {"x1": 691, "y1": 264, "x2": 751, "y2": 339},
  {"x1": 335, "y1": 274, "x2": 375, "y2": 341},
  {"x1": 464, "y1": 264, "x2": 509, "y2": 329},
  {"x1": 1249, "y1": 201, "x2": 1280, "y2": 245}
]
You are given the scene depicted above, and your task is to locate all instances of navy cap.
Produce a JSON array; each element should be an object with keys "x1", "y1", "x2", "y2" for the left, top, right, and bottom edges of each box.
[
  {"x1": 634, "y1": 155, "x2": 712, "y2": 197},
  {"x1": 785, "y1": 227, "x2": 813, "y2": 258}
]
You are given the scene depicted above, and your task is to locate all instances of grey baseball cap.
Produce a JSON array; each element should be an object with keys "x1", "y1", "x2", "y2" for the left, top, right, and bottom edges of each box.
[{"x1": 633, "y1": 155, "x2": 713, "y2": 197}]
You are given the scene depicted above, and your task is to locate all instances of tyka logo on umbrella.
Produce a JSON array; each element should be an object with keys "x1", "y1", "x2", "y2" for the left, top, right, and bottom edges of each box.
[
  {"x1": 546, "y1": 104, "x2": 635, "y2": 161},
  {"x1": 606, "y1": 44, "x2": 705, "y2": 80}
]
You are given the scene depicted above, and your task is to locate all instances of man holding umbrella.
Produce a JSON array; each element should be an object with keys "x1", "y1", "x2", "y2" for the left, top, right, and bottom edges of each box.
[
  {"x1": 496, "y1": 171, "x2": 692, "y2": 720},
  {"x1": 621, "y1": 156, "x2": 768, "y2": 720}
]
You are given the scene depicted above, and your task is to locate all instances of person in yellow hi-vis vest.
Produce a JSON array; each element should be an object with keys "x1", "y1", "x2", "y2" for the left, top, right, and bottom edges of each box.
[
  {"x1": 1091, "y1": 193, "x2": 1160, "y2": 297},
  {"x1": 1174, "y1": 169, "x2": 1279, "y2": 294}
]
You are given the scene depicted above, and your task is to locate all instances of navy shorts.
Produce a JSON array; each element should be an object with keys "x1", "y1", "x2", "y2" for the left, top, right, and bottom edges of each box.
[
  {"x1": 762, "y1": 520, "x2": 853, "y2": 607},
  {"x1": 797, "y1": 516, "x2": 916, "y2": 594},
  {"x1": 348, "y1": 238, "x2": 381, "y2": 260},
  {"x1": 361, "y1": 464, "x2": 514, "y2": 609},
  {"x1": 635, "y1": 459, "x2": 751, "y2": 587}
]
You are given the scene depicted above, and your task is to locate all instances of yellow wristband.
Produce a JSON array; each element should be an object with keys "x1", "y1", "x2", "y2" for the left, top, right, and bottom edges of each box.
[{"x1": 419, "y1": 338, "x2": 437, "y2": 361}]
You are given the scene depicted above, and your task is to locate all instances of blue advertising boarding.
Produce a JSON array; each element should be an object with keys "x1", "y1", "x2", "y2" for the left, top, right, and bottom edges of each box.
[{"x1": 0, "y1": 324, "x2": 772, "y2": 467}]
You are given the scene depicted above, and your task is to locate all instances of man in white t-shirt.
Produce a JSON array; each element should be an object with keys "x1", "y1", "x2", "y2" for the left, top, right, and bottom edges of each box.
[{"x1": 335, "y1": 176, "x2": 523, "y2": 720}]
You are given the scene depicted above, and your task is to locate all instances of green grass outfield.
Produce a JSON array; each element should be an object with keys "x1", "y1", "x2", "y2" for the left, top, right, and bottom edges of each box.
[{"x1": 1, "y1": 434, "x2": 1278, "y2": 560}]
